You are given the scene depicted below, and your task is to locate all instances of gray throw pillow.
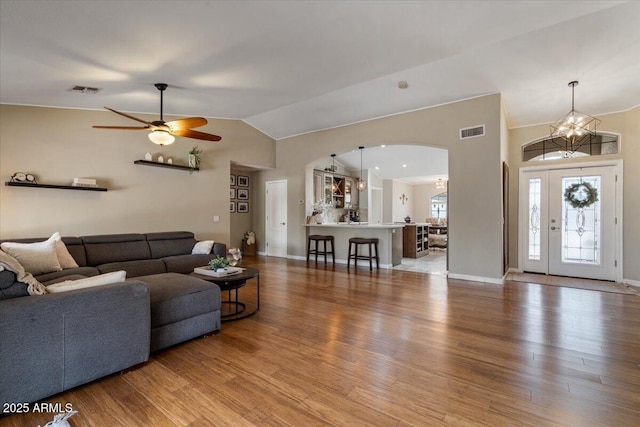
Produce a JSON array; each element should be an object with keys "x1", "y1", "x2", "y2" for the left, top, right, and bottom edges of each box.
[{"x1": 0, "y1": 270, "x2": 29, "y2": 300}]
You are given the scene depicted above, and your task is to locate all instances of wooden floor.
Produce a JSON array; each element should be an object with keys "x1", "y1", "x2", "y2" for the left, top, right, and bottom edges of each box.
[{"x1": 4, "y1": 257, "x2": 640, "y2": 426}]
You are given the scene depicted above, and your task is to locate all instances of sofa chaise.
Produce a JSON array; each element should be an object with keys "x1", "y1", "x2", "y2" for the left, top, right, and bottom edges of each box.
[{"x1": 0, "y1": 231, "x2": 226, "y2": 406}]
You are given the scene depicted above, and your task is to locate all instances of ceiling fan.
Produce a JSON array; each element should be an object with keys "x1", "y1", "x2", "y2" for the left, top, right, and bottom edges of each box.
[{"x1": 93, "y1": 83, "x2": 221, "y2": 145}]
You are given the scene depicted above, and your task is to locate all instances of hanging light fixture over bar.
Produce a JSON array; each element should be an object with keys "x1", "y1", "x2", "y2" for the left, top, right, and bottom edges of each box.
[
  {"x1": 549, "y1": 81, "x2": 600, "y2": 154},
  {"x1": 356, "y1": 146, "x2": 367, "y2": 191}
]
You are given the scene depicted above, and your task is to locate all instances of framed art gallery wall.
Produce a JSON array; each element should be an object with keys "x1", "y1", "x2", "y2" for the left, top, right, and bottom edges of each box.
[{"x1": 230, "y1": 169, "x2": 254, "y2": 249}]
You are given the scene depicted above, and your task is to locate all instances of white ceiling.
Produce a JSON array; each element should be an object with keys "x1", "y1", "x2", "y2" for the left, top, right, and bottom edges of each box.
[
  {"x1": 331, "y1": 145, "x2": 448, "y2": 185},
  {"x1": 1, "y1": 1, "x2": 639, "y2": 177}
]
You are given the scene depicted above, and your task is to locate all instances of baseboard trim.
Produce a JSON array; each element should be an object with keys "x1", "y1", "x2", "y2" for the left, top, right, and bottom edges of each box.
[
  {"x1": 624, "y1": 278, "x2": 640, "y2": 289},
  {"x1": 448, "y1": 273, "x2": 504, "y2": 285}
]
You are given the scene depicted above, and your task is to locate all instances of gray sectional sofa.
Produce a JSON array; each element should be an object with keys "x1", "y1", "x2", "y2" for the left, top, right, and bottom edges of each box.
[{"x1": 0, "y1": 231, "x2": 226, "y2": 406}]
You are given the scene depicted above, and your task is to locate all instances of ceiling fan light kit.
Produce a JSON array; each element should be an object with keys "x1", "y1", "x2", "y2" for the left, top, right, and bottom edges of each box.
[
  {"x1": 148, "y1": 130, "x2": 175, "y2": 146},
  {"x1": 93, "y1": 83, "x2": 221, "y2": 144}
]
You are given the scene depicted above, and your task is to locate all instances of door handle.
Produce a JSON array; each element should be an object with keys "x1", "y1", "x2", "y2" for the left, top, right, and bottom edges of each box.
[
  {"x1": 280, "y1": 222, "x2": 286, "y2": 225},
  {"x1": 550, "y1": 226, "x2": 557, "y2": 230}
]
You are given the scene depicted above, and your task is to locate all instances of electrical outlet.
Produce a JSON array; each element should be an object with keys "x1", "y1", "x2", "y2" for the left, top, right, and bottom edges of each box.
[{"x1": 213, "y1": 215, "x2": 220, "y2": 222}]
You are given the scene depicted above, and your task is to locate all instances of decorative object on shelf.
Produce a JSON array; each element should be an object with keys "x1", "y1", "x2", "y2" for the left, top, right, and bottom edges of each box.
[
  {"x1": 550, "y1": 81, "x2": 601, "y2": 155},
  {"x1": 404, "y1": 216, "x2": 412, "y2": 223},
  {"x1": 208, "y1": 255, "x2": 230, "y2": 272},
  {"x1": 157, "y1": 155, "x2": 164, "y2": 163},
  {"x1": 93, "y1": 83, "x2": 222, "y2": 144},
  {"x1": 237, "y1": 188, "x2": 249, "y2": 200},
  {"x1": 167, "y1": 158, "x2": 173, "y2": 164},
  {"x1": 227, "y1": 248, "x2": 242, "y2": 267},
  {"x1": 356, "y1": 146, "x2": 367, "y2": 191},
  {"x1": 400, "y1": 193, "x2": 408, "y2": 205},
  {"x1": 435, "y1": 178, "x2": 447, "y2": 190},
  {"x1": 237, "y1": 201, "x2": 249, "y2": 213},
  {"x1": 564, "y1": 181, "x2": 598, "y2": 209},
  {"x1": 237, "y1": 175, "x2": 249, "y2": 187},
  {"x1": 72, "y1": 178, "x2": 98, "y2": 188},
  {"x1": 144, "y1": 152, "x2": 152, "y2": 161},
  {"x1": 230, "y1": 201, "x2": 236, "y2": 212},
  {"x1": 230, "y1": 174, "x2": 236, "y2": 186},
  {"x1": 10, "y1": 172, "x2": 37, "y2": 183},
  {"x1": 188, "y1": 145, "x2": 202, "y2": 169}
]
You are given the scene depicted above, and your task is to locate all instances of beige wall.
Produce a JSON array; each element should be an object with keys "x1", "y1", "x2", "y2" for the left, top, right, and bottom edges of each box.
[
  {"x1": 392, "y1": 180, "x2": 414, "y2": 222},
  {"x1": 412, "y1": 183, "x2": 446, "y2": 222},
  {"x1": 507, "y1": 107, "x2": 640, "y2": 282},
  {"x1": 0, "y1": 105, "x2": 275, "y2": 242},
  {"x1": 256, "y1": 93, "x2": 505, "y2": 281}
]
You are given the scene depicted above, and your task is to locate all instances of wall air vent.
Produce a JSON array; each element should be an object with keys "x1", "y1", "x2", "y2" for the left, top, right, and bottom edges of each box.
[
  {"x1": 69, "y1": 85, "x2": 102, "y2": 94},
  {"x1": 459, "y1": 124, "x2": 485, "y2": 140}
]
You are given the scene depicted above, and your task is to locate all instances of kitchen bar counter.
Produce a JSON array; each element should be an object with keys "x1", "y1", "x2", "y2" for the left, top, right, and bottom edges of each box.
[{"x1": 305, "y1": 223, "x2": 404, "y2": 267}]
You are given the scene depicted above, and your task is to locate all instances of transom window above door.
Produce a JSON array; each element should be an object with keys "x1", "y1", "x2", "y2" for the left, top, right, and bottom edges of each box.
[{"x1": 522, "y1": 133, "x2": 618, "y2": 162}]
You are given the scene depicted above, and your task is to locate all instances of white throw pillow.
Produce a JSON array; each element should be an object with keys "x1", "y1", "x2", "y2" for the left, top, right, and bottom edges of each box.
[
  {"x1": 1, "y1": 235, "x2": 62, "y2": 275},
  {"x1": 51, "y1": 232, "x2": 79, "y2": 269},
  {"x1": 46, "y1": 271, "x2": 126, "y2": 293},
  {"x1": 192, "y1": 240, "x2": 214, "y2": 254}
]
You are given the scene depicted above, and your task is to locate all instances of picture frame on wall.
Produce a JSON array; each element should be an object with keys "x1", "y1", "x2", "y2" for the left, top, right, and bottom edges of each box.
[
  {"x1": 230, "y1": 174, "x2": 236, "y2": 186},
  {"x1": 230, "y1": 202, "x2": 236, "y2": 213},
  {"x1": 237, "y1": 202, "x2": 249, "y2": 213},
  {"x1": 237, "y1": 175, "x2": 249, "y2": 187},
  {"x1": 237, "y1": 188, "x2": 249, "y2": 200},
  {"x1": 230, "y1": 188, "x2": 236, "y2": 200}
]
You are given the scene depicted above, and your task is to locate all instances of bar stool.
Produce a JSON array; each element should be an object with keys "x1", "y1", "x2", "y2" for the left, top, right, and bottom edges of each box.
[
  {"x1": 347, "y1": 237, "x2": 379, "y2": 271},
  {"x1": 307, "y1": 235, "x2": 335, "y2": 265}
]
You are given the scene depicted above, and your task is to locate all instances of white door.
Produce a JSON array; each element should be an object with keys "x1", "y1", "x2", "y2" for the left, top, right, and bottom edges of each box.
[
  {"x1": 520, "y1": 165, "x2": 618, "y2": 281},
  {"x1": 265, "y1": 180, "x2": 287, "y2": 257}
]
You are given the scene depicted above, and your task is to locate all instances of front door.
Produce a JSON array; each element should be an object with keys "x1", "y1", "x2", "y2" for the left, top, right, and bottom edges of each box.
[
  {"x1": 520, "y1": 165, "x2": 619, "y2": 281},
  {"x1": 265, "y1": 180, "x2": 287, "y2": 258}
]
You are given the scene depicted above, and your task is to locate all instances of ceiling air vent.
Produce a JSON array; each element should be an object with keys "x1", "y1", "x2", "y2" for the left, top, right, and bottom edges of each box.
[
  {"x1": 69, "y1": 85, "x2": 102, "y2": 94},
  {"x1": 459, "y1": 124, "x2": 485, "y2": 140}
]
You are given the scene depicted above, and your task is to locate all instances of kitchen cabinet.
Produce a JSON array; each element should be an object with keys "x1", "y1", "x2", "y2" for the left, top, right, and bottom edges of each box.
[{"x1": 314, "y1": 170, "x2": 358, "y2": 209}]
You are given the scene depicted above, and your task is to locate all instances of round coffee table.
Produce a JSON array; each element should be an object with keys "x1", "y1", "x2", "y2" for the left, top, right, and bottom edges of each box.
[{"x1": 190, "y1": 266, "x2": 260, "y2": 321}]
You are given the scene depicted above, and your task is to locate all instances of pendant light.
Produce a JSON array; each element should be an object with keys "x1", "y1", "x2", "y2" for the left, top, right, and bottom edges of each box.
[
  {"x1": 550, "y1": 81, "x2": 599, "y2": 153},
  {"x1": 330, "y1": 154, "x2": 339, "y2": 193},
  {"x1": 356, "y1": 146, "x2": 367, "y2": 191}
]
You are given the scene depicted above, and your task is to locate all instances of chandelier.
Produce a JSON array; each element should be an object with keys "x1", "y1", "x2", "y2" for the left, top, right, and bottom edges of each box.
[
  {"x1": 549, "y1": 81, "x2": 600, "y2": 153},
  {"x1": 435, "y1": 179, "x2": 447, "y2": 190}
]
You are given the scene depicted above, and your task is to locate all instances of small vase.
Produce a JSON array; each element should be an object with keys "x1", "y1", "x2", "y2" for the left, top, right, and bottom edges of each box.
[{"x1": 188, "y1": 154, "x2": 197, "y2": 168}]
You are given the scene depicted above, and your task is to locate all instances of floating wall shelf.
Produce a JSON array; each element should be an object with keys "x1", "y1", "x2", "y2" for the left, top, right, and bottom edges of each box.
[
  {"x1": 5, "y1": 182, "x2": 108, "y2": 192},
  {"x1": 134, "y1": 160, "x2": 198, "y2": 172}
]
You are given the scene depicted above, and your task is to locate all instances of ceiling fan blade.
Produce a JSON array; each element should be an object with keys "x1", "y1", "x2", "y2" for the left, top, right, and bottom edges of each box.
[
  {"x1": 166, "y1": 117, "x2": 208, "y2": 131},
  {"x1": 172, "y1": 129, "x2": 222, "y2": 142},
  {"x1": 92, "y1": 125, "x2": 149, "y2": 130},
  {"x1": 103, "y1": 107, "x2": 153, "y2": 126}
]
